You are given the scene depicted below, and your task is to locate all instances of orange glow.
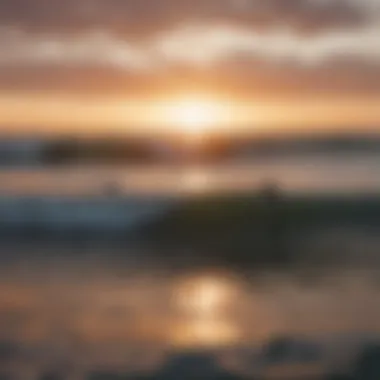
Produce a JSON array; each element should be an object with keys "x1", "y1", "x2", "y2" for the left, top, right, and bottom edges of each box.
[
  {"x1": 153, "y1": 96, "x2": 234, "y2": 138},
  {"x1": 176, "y1": 276, "x2": 232, "y2": 317},
  {"x1": 171, "y1": 275, "x2": 239, "y2": 347},
  {"x1": 0, "y1": 92, "x2": 379, "y2": 136},
  {"x1": 179, "y1": 168, "x2": 211, "y2": 194},
  {"x1": 165, "y1": 98, "x2": 227, "y2": 133},
  {"x1": 171, "y1": 319, "x2": 239, "y2": 347}
]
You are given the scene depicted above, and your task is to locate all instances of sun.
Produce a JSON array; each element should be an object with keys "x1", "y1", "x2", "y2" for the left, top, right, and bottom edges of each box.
[
  {"x1": 163, "y1": 97, "x2": 229, "y2": 136},
  {"x1": 173, "y1": 101, "x2": 217, "y2": 133}
]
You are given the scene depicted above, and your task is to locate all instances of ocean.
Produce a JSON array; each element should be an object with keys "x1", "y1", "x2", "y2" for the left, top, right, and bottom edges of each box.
[{"x1": 0, "y1": 152, "x2": 380, "y2": 379}]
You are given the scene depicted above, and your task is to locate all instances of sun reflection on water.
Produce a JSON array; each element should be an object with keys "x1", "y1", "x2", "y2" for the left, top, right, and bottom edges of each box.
[
  {"x1": 171, "y1": 319, "x2": 240, "y2": 348},
  {"x1": 171, "y1": 275, "x2": 240, "y2": 347},
  {"x1": 179, "y1": 168, "x2": 211, "y2": 194}
]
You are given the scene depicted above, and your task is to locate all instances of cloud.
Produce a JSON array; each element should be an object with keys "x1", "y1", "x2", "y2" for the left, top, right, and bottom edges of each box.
[
  {"x1": 0, "y1": 28, "x2": 149, "y2": 71},
  {"x1": 1, "y1": 21, "x2": 380, "y2": 71},
  {"x1": 0, "y1": 1, "x2": 379, "y2": 95},
  {"x1": 153, "y1": 22, "x2": 380, "y2": 66},
  {"x1": 0, "y1": 0, "x2": 373, "y2": 35}
]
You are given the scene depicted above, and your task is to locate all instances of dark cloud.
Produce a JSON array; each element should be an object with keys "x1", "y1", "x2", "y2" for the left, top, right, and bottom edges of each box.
[{"x1": 0, "y1": 0, "x2": 368, "y2": 36}]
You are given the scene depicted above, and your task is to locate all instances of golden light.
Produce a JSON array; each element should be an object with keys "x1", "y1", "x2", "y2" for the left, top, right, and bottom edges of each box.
[
  {"x1": 171, "y1": 275, "x2": 240, "y2": 347},
  {"x1": 179, "y1": 168, "x2": 210, "y2": 194},
  {"x1": 171, "y1": 275, "x2": 239, "y2": 347},
  {"x1": 161, "y1": 97, "x2": 231, "y2": 136},
  {"x1": 173, "y1": 101, "x2": 216, "y2": 133},
  {"x1": 171, "y1": 319, "x2": 239, "y2": 348},
  {"x1": 176, "y1": 276, "x2": 231, "y2": 317}
]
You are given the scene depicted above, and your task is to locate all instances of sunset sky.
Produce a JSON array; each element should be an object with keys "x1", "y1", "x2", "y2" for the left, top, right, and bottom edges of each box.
[{"x1": 1, "y1": 0, "x2": 380, "y2": 135}]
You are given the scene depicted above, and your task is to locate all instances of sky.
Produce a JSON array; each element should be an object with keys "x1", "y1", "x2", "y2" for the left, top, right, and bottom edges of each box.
[{"x1": 1, "y1": 0, "x2": 380, "y2": 135}]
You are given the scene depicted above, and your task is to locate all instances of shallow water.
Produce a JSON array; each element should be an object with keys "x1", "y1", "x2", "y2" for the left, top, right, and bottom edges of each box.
[
  {"x1": 0, "y1": 152, "x2": 379, "y2": 196},
  {"x1": 2, "y1": 235, "x2": 380, "y2": 378}
]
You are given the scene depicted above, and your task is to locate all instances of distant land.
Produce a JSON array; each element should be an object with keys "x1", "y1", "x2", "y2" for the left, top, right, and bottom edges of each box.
[{"x1": 0, "y1": 131, "x2": 380, "y2": 165}]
